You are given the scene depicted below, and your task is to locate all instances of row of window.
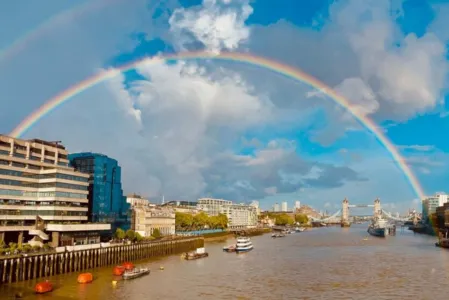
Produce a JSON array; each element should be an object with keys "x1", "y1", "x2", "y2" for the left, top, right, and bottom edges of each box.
[
  {"x1": 0, "y1": 189, "x2": 87, "y2": 199},
  {"x1": 0, "y1": 210, "x2": 86, "y2": 216},
  {"x1": 0, "y1": 178, "x2": 87, "y2": 191},
  {"x1": 0, "y1": 200, "x2": 86, "y2": 207},
  {"x1": 0, "y1": 168, "x2": 86, "y2": 182}
]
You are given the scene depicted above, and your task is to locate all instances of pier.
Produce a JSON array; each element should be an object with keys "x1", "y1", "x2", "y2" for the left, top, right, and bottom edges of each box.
[{"x1": 0, "y1": 237, "x2": 203, "y2": 284}]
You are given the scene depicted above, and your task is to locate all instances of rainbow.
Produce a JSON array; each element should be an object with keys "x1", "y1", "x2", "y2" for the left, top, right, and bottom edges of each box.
[{"x1": 9, "y1": 51, "x2": 425, "y2": 200}]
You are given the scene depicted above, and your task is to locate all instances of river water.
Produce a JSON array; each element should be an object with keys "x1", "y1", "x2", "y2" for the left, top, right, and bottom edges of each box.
[{"x1": 2, "y1": 224, "x2": 449, "y2": 300}]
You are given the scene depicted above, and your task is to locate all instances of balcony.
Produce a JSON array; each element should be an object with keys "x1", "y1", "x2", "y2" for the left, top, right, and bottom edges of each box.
[
  {"x1": 0, "y1": 225, "x2": 34, "y2": 232},
  {"x1": 46, "y1": 223, "x2": 111, "y2": 232}
]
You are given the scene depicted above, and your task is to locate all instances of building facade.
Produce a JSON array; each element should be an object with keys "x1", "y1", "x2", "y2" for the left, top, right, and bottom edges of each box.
[
  {"x1": 0, "y1": 135, "x2": 110, "y2": 246},
  {"x1": 161, "y1": 200, "x2": 198, "y2": 214},
  {"x1": 272, "y1": 203, "x2": 280, "y2": 212},
  {"x1": 221, "y1": 204, "x2": 257, "y2": 228},
  {"x1": 126, "y1": 194, "x2": 151, "y2": 207},
  {"x1": 131, "y1": 206, "x2": 175, "y2": 237},
  {"x1": 197, "y1": 198, "x2": 232, "y2": 216},
  {"x1": 197, "y1": 198, "x2": 257, "y2": 228},
  {"x1": 295, "y1": 201, "x2": 301, "y2": 210},
  {"x1": 281, "y1": 202, "x2": 288, "y2": 212},
  {"x1": 422, "y1": 193, "x2": 448, "y2": 223},
  {"x1": 250, "y1": 200, "x2": 261, "y2": 216},
  {"x1": 69, "y1": 153, "x2": 130, "y2": 235}
]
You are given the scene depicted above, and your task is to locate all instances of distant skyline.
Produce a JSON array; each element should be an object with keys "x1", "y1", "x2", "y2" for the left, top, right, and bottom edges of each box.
[{"x1": 1, "y1": 0, "x2": 449, "y2": 213}]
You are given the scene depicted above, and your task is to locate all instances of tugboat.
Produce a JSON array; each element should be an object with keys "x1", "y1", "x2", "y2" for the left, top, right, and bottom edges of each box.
[
  {"x1": 182, "y1": 247, "x2": 209, "y2": 260},
  {"x1": 235, "y1": 237, "x2": 253, "y2": 253},
  {"x1": 223, "y1": 244, "x2": 236, "y2": 252},
  {"x1": 122, "y1": 268, "x2": 150, "y2": 280},
  {"x1": 367, "y1": 216, "x2": 388, "y2": 238}
]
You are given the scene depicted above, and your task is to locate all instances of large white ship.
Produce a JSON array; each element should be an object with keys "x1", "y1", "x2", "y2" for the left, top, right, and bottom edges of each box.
[{"x1": 235, "y1": 237, "x2": 253, "y2": 253}]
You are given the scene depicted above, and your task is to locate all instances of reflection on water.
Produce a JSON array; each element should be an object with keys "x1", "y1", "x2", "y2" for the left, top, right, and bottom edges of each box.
[{"x1": 2, "y1": 225, "x2": 449, "y2": 300}]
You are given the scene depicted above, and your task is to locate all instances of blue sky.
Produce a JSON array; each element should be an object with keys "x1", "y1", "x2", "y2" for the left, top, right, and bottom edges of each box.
[{"x1": 1, "y1": 0, "x2": 449, "y2": 213}]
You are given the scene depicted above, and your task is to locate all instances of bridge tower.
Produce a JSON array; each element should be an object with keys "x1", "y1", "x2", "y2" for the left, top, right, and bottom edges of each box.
[
  {"x1": 341, "y1": 198, "x2": 351, "y2": 227},
  {"x1": 373, "y1": 198, "x2": 381, "y2": 217}
]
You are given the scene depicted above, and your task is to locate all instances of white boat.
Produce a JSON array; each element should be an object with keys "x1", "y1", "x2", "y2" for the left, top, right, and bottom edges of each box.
[
  {"x1": 122, "y1": 268, "x2": 150, "y2": 280},
  {"x1": 235, "y1": 237, "x2": 253, "y2": 253},
  {"x1": 295, "y1": 227, "x2": 306, "y2": 232}
]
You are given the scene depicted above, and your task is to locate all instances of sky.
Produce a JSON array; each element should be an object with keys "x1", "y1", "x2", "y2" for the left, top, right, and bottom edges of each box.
[{"x1": 1, "y1": 0, "x2": 449, "y2": 214}]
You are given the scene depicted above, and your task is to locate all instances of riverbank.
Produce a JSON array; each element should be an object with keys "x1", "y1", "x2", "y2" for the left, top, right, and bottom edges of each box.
[
  {"x1": 3, "y1": 224, "x2": 446, "y2": 299},
  {"x1": 0, "y1": 237, "x2": 202, "y2": 284},
  {"x1": 203, "y1": 228, "x2": 272, "y2": 242}
]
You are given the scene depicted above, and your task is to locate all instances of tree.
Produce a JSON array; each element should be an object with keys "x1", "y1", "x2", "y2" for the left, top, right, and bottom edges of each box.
[
  {"x1": 216, "y1": 213, "x2": 228, "y2": 229},
  {"x1": 295, "y1": 214, "x2": 309, "y2": 224},
  {"x1": 175, "y1": 212, "x2": 194, "y2": 230},
  {"x1": 275, "y1": 214, "x2": 294, "y2": 226},
  {"x1": 193, "y1": 212, "x2": 209, "y2": 229},
  {"x1": 152, "y1": 228, "x2": 162, "y2": 238},
  {"x1": 115, "y1": 228, "x2": 125, "y2": 240},
  {"x1": 125, "y1": 229, "x2": 136, "y2": 241},
  {"x1": 135, "y1": 232, "x2": 143, "y2": 242}
]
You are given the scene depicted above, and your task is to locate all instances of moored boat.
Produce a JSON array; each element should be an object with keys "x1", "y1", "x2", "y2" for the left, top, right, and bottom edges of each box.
[
  {"x1": 271, "y1": 233, "x2": 285, "y2": 238},
  {"x1": 236, "y1": 237, "x2": 253, "y2": 253},
  {"x1": 122, "y1": 268, "x2": 150, "y2": 280},
  {"x1": 435, "y1": 238, "x2": 449, "y2": 248},
  {"x1": 183, "y1": 247, "x2": 209, "y2": 260},
  {"x1": 223, "y1": 245, "x2": 236, "y2": 252},
  {"x1": 368, "y1": 216, "x2": 387, "y2": 238}
]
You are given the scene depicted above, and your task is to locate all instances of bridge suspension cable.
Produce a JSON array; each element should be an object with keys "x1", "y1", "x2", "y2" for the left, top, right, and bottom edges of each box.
[
  {"x1": 381, "y1": 209, "x2": 410, "y2": 222},
  {"x1": 309, "y1": 209, "x2": 341, "y2": 222}
]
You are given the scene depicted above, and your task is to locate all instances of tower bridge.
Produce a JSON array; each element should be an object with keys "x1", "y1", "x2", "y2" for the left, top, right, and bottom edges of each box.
[{"x1": 309, "y1": 198, "x2": 410, "y2": 226}]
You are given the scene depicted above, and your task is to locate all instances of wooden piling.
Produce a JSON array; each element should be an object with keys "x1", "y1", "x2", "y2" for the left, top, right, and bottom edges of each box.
[{"x1": 0, "y1": 237, "x2": 203, "y2": 284}]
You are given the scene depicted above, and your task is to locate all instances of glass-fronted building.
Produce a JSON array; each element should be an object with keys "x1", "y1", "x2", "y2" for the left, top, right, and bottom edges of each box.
[{"x1": 68, "y1": 153, "x2": 130, "y2": 236}]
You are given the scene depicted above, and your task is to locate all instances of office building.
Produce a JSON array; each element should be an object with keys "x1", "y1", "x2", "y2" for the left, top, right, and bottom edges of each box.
[
  {"x1": 272, "y1": 203, "x2": 280, "y2": 212},
  {"x1": 222, "y1": 204, "x2": 257, "y2": 228},
  {"x1": 0, "y1": 135, "x2": 110, "y2": 246},
  {"x1": 250, "y1": 200, "x2": 261, "y2": 216},
  {"x1": 281, "y1": 201, "x2": 288, "y2": 212},
  {"x1": 422, "y1": 193, "x2": 448, "y2": 223},
  {"x1": 69, "y1": 153, "x2": 130, "y2": 235},
  {"x1": 197, "y1": 198, "x2": 232, "y2": 216},
  {"x1": 131, "y1": 206, "x2": 175, "y2": 237},
  {"x1": 197, "y1": 198, "x2": 257, "y2": 228},
  {"x1": 295, "y1": 201, "x2": 301, "y2": 210}
]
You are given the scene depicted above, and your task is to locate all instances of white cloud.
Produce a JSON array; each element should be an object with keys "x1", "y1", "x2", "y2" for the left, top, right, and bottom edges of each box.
[
  {"x1": 169, "y1": 0, "x2": 253, "y2": 53},
  {"x1": 247, "y1": 0, "x2": 449, "y2": 145},
  {"x1": 336, "y1": 0, "x2": 447, "y2": 119},
  {"x1": 398, "y1": 145, "x2": 436, "y2": 152}
]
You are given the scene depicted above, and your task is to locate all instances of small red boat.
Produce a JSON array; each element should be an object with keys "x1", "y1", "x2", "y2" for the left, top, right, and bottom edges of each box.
[
  {"x1": 122, "y1": 262, "x2": 134, "y2": 271},
  {"x1": 35, "y1": 281, "x2": 53, "y2": 294},
  {"x1": 113, "y1": 266, "x2": 125, "y2": 276},
  {"x1": 77, "y1": 273, "x2": 93, "y2": 283}
]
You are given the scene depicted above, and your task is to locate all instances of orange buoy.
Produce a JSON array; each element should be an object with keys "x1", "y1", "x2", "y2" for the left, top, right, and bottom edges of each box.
[
  {"x1": 77, "y1": 273, "x2": 93, "y2": 284},
  {"x1": 113, "y1": 266, "x2": 125, "y2": 276},
  {"x1": 35, "y1": 281, "x2": 53, "y2": 294},
  {"x1": 121, "y1": 262, "x2": 134, "y2": 271}
]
